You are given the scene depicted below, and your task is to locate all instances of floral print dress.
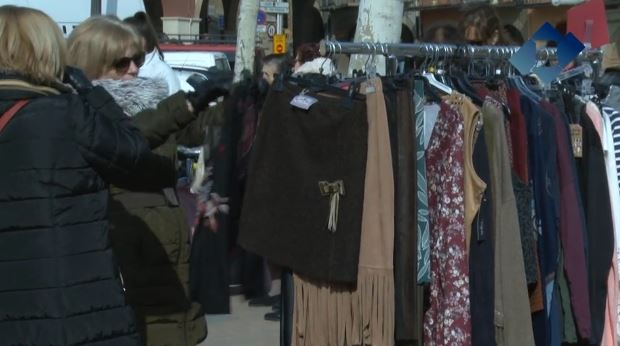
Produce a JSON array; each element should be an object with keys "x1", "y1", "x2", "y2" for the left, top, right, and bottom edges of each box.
[{"x1": 424, "y1": 101, "x2": 471, "y2": 345}]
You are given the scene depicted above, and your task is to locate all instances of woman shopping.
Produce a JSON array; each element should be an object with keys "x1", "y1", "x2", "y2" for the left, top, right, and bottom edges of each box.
[
  {"x1": 0, "y1": 6, "x2": 181, "y2": 345},
  {"x1": 67, "y1": 15, "x2": 227, "y2": 346}
]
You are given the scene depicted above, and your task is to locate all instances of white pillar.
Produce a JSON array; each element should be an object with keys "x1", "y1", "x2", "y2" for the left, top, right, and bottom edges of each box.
[
  {"x1": 348, "y1": 0, "x2": 404, "y2": 76},
  {"x1": 233, "y1": 0, "x2": 260, "y2": 82}
]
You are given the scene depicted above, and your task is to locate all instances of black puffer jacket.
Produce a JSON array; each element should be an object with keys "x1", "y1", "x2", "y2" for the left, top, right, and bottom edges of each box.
[{"x1": 0, "y1": 75, "x2": 175, "y2": 346}]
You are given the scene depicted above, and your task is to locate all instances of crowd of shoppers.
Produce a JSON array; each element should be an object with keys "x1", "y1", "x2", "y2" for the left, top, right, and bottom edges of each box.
[
  {"x1": 0, "y1": 5, "x2": 225, "y2": 346},
  {"x1": 0, "y1": 2, "x2": 530, "y2": 345}
]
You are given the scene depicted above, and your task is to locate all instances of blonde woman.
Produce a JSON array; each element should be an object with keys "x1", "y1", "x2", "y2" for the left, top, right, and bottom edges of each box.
[
  {"x1": 0, "y1": 5, "x2": 178, "y2": 345},
  {"x1": 67, "y1": 16, "x2": 226, "y2": 346}
]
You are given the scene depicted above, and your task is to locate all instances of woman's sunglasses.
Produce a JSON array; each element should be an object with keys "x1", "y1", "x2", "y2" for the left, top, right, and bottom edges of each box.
[{"x1": 113, "y1": 53, "x2": 145, "y2": 74}]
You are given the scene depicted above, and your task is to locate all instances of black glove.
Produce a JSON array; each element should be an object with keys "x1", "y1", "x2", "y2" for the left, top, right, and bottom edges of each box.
[
  {"x1": 186, "y1": 79, "x2": 229, "y2": 114},
  {"x1": 63, "y1": 66, "x2": 93, "y2": 94}
]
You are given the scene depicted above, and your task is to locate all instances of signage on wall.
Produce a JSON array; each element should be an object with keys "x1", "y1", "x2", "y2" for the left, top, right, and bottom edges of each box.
[
  {"x1": 257, "y1": 10, "x2": 267, "y2": 25},
  {"x1": 267, "y1": 24, "x2": 276, "y2": 38},
  {"x1": 273, "y1": 34, "x2": 287, "y2": 54},
  {"x1": 260, "y1": 1, "x2": 289, "y2": 14}
]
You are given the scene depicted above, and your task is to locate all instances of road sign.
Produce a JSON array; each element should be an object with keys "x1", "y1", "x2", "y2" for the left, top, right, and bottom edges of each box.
[
  {"x1": 273, "y1": 34, "x2": 286, "y2": 54},
  {"x1": 267, "y1": 24, "x2": 276, "y2": 37},
  {"x1": 257, "y1": 25, "x2": 267, "y2": 33},
  {"x1": 257, "y1": 10, "x2": 266, "y2": 25},
  {"x1": 260, "y1": 1, "x2": 289, "y2": 14}
]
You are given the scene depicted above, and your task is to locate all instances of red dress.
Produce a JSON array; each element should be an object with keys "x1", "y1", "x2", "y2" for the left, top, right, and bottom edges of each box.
[{"x1": 424, "y1": 101, "x2": 472, "y2": 345}]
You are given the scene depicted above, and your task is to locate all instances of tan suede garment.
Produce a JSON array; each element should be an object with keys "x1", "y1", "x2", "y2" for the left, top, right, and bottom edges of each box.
[
  {"x1": 444, "y1": 93, "x2": 486, "y2": 255},
  {"x1": 293, "y1": 78, "x2": 395, "y2": 346}
]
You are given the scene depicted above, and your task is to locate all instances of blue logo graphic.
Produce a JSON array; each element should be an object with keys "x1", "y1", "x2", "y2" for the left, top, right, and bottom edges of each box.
[{"x1": 509, "y1": 22, "x2": 585, "y2": 85}]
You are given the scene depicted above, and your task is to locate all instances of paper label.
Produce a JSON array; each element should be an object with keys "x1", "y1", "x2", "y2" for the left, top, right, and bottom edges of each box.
[
  {"x1": 570, "y1": 124, "x2": 583, "y2": 158},
  {"x1": 290, "y1": 95, "x2": 318, "y2": 110}
]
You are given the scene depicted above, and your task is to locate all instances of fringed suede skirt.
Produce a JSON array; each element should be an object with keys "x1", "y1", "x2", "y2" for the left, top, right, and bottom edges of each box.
[{"x1": 292, "y1": 78, "x2": 395, "y2": 346}]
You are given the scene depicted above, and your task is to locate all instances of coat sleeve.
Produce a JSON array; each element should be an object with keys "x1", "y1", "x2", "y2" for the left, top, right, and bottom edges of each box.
[
  {"x1": 176, "y1": 102, "x2": 225, "y2": 147},
  {"x1": 71, "y1": 86, "x2": 176, "y2": 190},
  {"x1": 131, "y1": 91, "x2": 196, "y2": 148}
]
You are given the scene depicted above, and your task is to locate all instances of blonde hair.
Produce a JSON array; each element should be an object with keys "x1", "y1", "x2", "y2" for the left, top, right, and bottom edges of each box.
[
  {"x1": 67, "y1": 16, "x2": 142, "y2": 80},
  {"x1": 0, "y1": 5, "x2": 66, "y2": 84}
]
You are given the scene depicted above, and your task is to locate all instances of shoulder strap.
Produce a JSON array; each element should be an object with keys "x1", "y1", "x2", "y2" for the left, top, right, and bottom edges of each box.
[{"x1": 0, "y1": 100, "x2": 30, "y2": 134}]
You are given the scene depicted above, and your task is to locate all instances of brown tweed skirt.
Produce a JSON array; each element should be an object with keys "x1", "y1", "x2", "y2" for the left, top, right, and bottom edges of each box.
[{"x1": 238, "y1": 81, "x2": 368, "y2": 284}]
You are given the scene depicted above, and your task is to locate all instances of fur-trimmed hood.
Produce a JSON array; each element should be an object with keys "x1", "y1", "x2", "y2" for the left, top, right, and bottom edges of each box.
[
  {"x1": 93, "y1": 77, "x2": 168, "y2": 116},
  {"x1": 292, "y1": 57, "x2": 336, "y2": 77}
]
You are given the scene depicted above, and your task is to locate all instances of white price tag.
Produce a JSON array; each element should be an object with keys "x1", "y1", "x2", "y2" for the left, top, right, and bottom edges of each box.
[{"x1": 290, "y1": 95, "x2": 318, "y2": 110}]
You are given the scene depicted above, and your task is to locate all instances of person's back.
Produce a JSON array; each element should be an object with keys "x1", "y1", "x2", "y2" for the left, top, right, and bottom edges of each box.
[
  {"x1": 0, "y1": 80, "x2": 142, "y2": 345},
  {"x1": 0, "y1": 6, "x2": 175, "y2": 345}
]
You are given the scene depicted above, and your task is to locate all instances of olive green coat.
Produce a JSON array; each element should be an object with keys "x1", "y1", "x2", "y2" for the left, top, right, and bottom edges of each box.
[{"x1": 95, "y1": 78, "x2": 223, "y2": 346}]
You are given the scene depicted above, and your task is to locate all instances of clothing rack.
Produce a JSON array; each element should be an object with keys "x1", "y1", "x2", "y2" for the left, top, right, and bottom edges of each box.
[
  {"x1": 319, "y1": 40, "x2": 555, "y2": 60},
  {"x1": 319, "y1": 40, "x2": 602, "y2": 62}
]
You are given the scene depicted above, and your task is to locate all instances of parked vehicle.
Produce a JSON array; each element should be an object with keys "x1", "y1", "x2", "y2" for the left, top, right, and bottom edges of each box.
[
  {"x1": 161, "y1": 47, "x2": 233, "y2": 92},
  {"x1": 160, "y1": 41, "x2": 238, "y2": 63},
  {"x1": 160, "y1": 41, "x2": 266, "y2": 77}
]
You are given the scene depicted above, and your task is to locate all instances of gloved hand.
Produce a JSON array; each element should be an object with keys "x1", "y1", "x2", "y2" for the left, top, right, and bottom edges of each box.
[
  {"x1": 186, "y1": 79, "x2": 229, "y2": 114},
  {"x1": 63, "y1": 66, "x2": 93, "y2": 94}
]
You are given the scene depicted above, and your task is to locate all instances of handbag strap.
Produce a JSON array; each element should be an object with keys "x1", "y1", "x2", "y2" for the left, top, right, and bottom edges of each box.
[{"x1": 0, "y1": 100, "x2": 30, "y2": 134}]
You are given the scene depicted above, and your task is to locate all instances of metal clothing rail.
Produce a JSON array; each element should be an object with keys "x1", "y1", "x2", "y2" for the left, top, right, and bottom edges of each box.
[{"x1": 319, "y1": 40, "x2": 560, "y2": 61}]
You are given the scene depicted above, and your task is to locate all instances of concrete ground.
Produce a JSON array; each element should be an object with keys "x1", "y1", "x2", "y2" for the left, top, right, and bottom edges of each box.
[{"x1": 199, "y1": 295, "x2": 279, "y2": 345}]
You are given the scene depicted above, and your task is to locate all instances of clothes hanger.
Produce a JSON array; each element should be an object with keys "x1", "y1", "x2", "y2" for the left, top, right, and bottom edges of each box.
[
  {"x1": 448, "y1": 53, "x2": 484, "y2": 106},
  {"x1": 435, "y1": 46, "x2": 454, "y2": 88},
  {"x1": 283, "y1": 47, "x2": 364, "y2": 109},
  {"x1": 506, "y1": 49, "x2": 541, "y2": 99},
  {"x1": 339, "y1": 43, "x2": 381, "y2": 94},
  {"x1": 386, "y1": 52, "x2": 399, "y2": 77},
  {"x1": 508, "y1": 48, "x2": 541, "y2": 101},
  {"x1": 485, "y1": 48, "x2": 505, "y2": 91},
  {"x1": 421, "y1": 44, "x2": 452, "y2": 95},
  {"x1": 409, "y1": 50, "x2": 442, "y2": 103},
  {"x1": 505, "y1": 47, "x2": 520, "y2": 89},
  {"x1": 414, "y1": 75, "x2": 443, "y2": 103},
  {"x1": 514, "y1": 73, "x2": 542, "y2": 101}
]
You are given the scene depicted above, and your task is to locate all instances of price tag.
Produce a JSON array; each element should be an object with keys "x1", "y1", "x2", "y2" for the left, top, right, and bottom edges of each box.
[
  {"x1": 570, "y1": 124, "x2": 583, "y2": 158},
  {"x1": 290, "y1": 94, "x2": 318, "y2": 110}
]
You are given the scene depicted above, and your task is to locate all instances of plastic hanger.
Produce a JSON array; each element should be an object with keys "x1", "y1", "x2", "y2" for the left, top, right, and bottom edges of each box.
[
  {"x1": 514, "y1": 75, "x2": 541, "y2": 101},
  {"x1": 421, "y1": 45, "x2": 452, "y2": 94},
  {"x1": 414, "y1": 75, "x2": 442, "y2": 103},
  {"x1": 444, "y1": 46, "x2": 483, "y2": 104},
  {"x1": 449, "y1": 68, "x2": 484, "y2": 107},
  {"x1": 556, "y1": 63, "x2": 593, "y2": 83},
  {"x1": 423, "y1": 71, "x2": 452, "y2": 94}
]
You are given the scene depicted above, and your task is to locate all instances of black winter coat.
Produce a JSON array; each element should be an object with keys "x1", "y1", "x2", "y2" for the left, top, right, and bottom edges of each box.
[{"x1": 0, "y1": 76, "x2": 175, "y2": 346}]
